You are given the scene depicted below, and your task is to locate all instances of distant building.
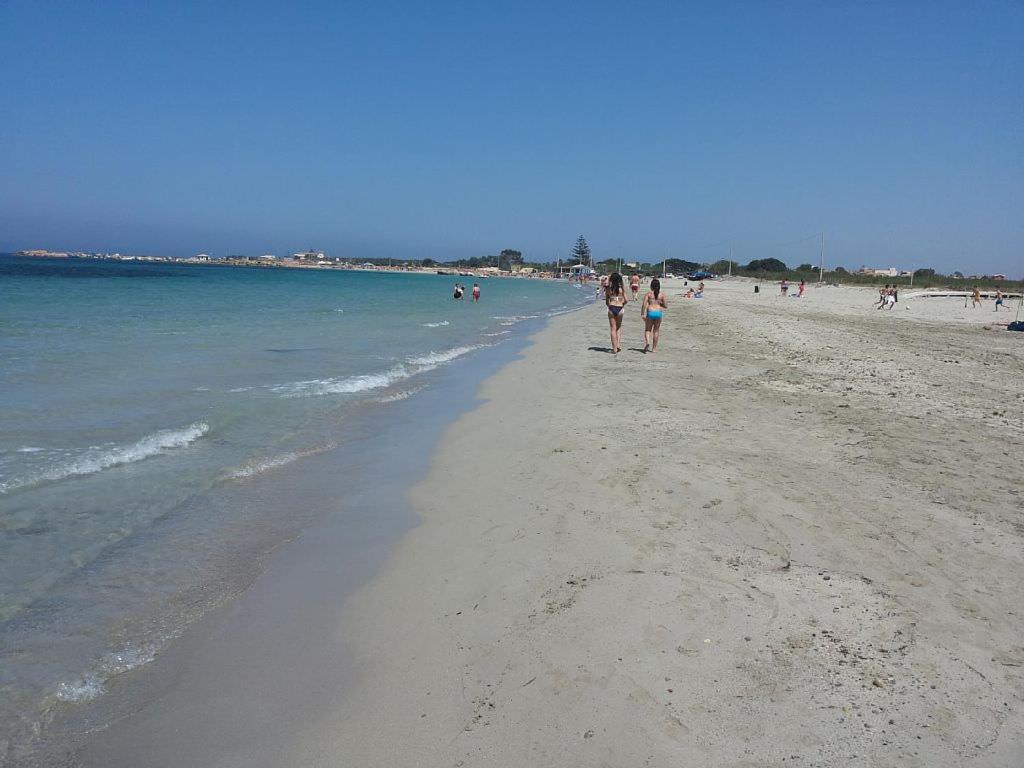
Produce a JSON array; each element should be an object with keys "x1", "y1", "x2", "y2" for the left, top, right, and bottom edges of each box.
[
  {"x1": 858, "y1": 266, "x2": 900, "y2": 277},
  {"x1": 992, "y1": 274, "x2": 1006, "y2": 281},
  {"x1": 292, "y1": 249, "x2": 325, "y2": 262}
]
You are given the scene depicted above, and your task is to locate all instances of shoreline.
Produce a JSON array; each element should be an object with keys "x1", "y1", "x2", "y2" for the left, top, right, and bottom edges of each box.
[
  {"x1": 47, "y1": 315, "x2": 570, "y2": 768},
  {"x1": 292, "y1": 281, "x2": 1023, "y2": 766}
]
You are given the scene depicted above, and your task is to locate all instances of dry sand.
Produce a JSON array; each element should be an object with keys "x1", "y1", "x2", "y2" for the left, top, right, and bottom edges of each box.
[{"x1": 294, "y1": 279, "x2": 1023, "y2": 767}]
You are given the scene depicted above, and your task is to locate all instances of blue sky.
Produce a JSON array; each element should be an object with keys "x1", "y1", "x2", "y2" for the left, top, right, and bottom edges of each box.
[{"x1": 1, "y1": 1, "x2": 1021, "y2": 274}]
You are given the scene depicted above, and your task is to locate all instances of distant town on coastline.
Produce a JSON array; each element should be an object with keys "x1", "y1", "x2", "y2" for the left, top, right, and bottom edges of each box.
[{"x1": 9, "y1": 246, "x2": 1019, "y2": 288}]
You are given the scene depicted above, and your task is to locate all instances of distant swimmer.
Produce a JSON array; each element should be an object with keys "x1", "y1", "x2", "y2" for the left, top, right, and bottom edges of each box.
[
  {"x1": 630, "y1": 273, "x2": 640, "y2": 300},
  {"x1": 472, "y1": 283, "x2": 481, "y2": 302},
  {"x1": 641, "y1": 278, "x2": 667, "y2": 353},
  {"x1": 604, "y1": 272, "x2": 628, "y2": 354},
  {"x1": 453, "y1": 283, "x2": 464, "y2": 300}
]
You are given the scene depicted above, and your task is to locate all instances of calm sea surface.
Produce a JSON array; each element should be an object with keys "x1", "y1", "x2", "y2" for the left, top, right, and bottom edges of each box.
[{"x1": 0, "y1": 255, "x2": 588, "y2": 760}]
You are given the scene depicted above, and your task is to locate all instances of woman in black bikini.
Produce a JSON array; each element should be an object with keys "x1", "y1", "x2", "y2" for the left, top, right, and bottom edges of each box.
[{"x1": 604, "y1": 272, "x2": 628, "y2": 353}]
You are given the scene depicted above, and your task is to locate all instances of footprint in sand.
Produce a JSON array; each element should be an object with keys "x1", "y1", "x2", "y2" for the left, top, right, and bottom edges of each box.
[{"x1": 702, "y1": 498, "x2": 723, "y2": 509}]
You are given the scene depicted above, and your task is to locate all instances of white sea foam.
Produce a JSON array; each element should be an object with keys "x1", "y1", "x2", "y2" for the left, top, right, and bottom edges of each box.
[
  {"x1": 273, "y1": 368, "x2": 408, "y2": 398},
  {"x1": 227, "y1": 443, "x2": 337, "y2": 479},
  {"x1": 483, "y1": 330, "x2": 511, "y2": 337},
  {"x1": 422, "y1": 320, "x2": 450, "y2": 327},
  {"x1": 407, "y1": 345, "x2": 482, "y2": 368},
  {"x1": 55, "y1": 674, "x2": 105, "y2": 702},
  {"x1": 492, "y1": 314, "x2": 540, "y2": 323},
  {"x1": 374, "y1": 385, "x2": 426, "y2": 404},
  {"x1": 17, "y1": 446, "x2": 44, "y2": 453},
  {"x1": 0, "y1": 423, "x2": 209, "y2": 494},
  {"x1": 53, "y1": 643, "x2": 160, "y2": 704},
  {"x1": 275, "y1": 344, "x2": 488, "y2": 398}
]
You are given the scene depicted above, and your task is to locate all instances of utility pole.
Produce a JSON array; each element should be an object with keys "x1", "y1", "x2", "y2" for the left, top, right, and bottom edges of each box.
[
  {"x1": 728, "y1": 243, "x2": 733, "y2": 277},
  {"x1": 818, "y1": 231, "x2": 825, "y2": 284}
]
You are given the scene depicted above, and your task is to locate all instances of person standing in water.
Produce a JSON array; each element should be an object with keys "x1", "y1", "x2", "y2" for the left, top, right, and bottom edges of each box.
[
  {"x1": 604, "y1": 272, "x2": 628, "y2": 354},
  {"x1": 453, "y1": 283, "x2": 464, "y2": 300},
  {"x1": 472, "y1": 283, "x2": 481, "y2": 302},
  {"x1": 641, "y1": 277, "x2": 667, "y2": 353}
]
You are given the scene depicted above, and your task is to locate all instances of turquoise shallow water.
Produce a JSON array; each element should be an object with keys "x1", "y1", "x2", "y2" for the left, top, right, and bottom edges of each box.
[{"x1": 0, "y1": 255, "x2": 588, "y2": 760}]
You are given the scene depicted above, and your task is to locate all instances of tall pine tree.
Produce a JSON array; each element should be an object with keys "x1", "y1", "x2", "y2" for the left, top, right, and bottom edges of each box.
[{"x1": 570, "y1": 235, "x2": 591, "y2": 265}]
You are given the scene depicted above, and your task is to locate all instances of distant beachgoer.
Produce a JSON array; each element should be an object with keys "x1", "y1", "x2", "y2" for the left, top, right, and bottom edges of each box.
[
  {"x1": 472, "y1": 283, "x2": 481, "y2": 302},
  {"x1": 684, "y1": 288, "x2": 695, "y2": 298},
  {"x1": 798, "y1": 280, "x2": 806, "y2": 297},
  {"x1": 698, "y1": 281, "x2": 705, "y2": 295},
  {"x1": 884, "y1": 289, "x2": 896, "y2": 310},
  {"x1": 604, "y1": 272, "x2": 628, "y2": 354},
  {"x1": 630, "y1": 274, "x2": 640, "y2": 299},
  {"x1": 995, "y1": 290, "x2": 1005, "y2": 311},
  {"x1": 780, "y1": 279, "x2": 789, "y2": 296},
  {"x1": 971, "y1": 287, "x2": 982, "y2": 308},
  {"x1": 876, "y1": 285, "x2": 889, "y2": 309},
  {"x1": 641, "y1": 278, "x2": 667, "y2": 353},
  {"x1": 453, "y1": 283, "x2": 464, "y2": 300}
]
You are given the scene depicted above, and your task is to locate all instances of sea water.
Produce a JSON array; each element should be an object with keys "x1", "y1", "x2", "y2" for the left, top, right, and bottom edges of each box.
[{"x1": 0, "y1": 256, "x2": 588, "y2": 760}]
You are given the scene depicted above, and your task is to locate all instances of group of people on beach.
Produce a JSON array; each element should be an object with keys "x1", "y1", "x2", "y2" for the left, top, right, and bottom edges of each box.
[
  {"x1": 875, "y1": 284, "x2": 898, "y2": 310},
  {"x1": 779, "y1": 279, "x2": 806, "y2": 298},
  {"x1": 600, "y1": 272, "x2": 667, "y2": 354},
  {"x1": 970, "y1": 287, "x2": 1010, "y2": 311},
  {"x1": 452, "y1": 282, "x2": 481, "y2": 302}
]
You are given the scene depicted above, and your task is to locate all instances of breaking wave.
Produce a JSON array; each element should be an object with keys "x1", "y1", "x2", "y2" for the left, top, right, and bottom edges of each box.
[{"x1": 0, "y1": 423, "x2": 209, "y2": 494}]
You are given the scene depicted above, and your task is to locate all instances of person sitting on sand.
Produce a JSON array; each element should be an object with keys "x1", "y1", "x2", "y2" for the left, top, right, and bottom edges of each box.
[
  {"x1": 641, "y1": 278, "x2": 667, "y2": 353},
  {"x1": 604, "y1": 272, "x2": 628, "y2": 354},
  {"x1": 472, "y1": 283, "x2": 481, "y2": 302},
  {"x1": 683, "y1": 288, "x2": 695, "y2": 298}
]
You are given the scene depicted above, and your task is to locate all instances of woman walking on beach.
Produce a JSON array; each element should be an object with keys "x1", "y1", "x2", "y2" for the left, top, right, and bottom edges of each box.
[
  {"x1": 630, "y1": 273, "x2": 640, "y2": 300},
  {"x1": 604, "y1": 272, "x2": 628, "y2": 354},
  {"x1": 641, "y1": 278, "x2": 667, "y2": 353}
]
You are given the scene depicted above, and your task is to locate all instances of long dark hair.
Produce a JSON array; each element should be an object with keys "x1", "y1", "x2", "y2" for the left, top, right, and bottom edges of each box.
[
  {"x1": 608, "y1": 272, "x2": 624, "y2": 297},
  {"x1": 650, "y1": 278, "x2": 661, "y2": 299}
]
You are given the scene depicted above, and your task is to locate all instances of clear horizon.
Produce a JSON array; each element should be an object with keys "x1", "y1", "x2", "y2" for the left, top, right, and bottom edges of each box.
[{"x1": 1, "y1": 1, "x2": 1021, "y2": 275}]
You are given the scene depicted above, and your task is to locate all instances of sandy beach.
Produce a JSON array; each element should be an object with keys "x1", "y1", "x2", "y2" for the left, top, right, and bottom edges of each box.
[{"x1": 290, "y1": 279, "x2": 1023, "y2": 767}]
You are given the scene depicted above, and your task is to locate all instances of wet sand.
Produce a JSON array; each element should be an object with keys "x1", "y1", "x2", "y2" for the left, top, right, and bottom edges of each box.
[{"x1": 294, "y1": 279, "x2": 1024, "y2": 767}]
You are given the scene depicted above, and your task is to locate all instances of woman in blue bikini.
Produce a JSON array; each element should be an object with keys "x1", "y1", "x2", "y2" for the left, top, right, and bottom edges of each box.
[
  {"x1": 641, "y1": 278, "x2": 667, "y2": 353},
  {"x1": 604, "y1": 272, "x2": 628, "y2": 353}
]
